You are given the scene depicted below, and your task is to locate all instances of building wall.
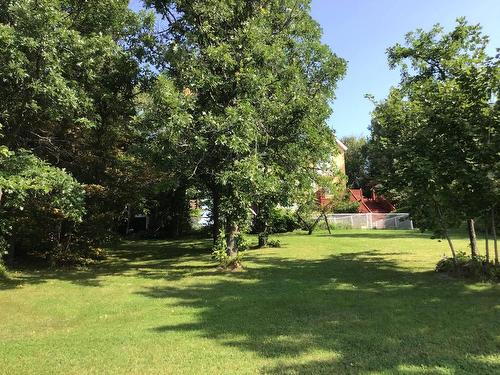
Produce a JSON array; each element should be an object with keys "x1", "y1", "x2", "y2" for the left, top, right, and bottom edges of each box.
[{"x1": 333, "y1": 150, "x2": 346, "y2": 175}]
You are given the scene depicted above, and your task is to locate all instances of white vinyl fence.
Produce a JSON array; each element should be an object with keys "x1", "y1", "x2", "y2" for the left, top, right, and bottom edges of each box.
[{"x1": 326, "y1": 213, "x2": 413, "y2": 230}]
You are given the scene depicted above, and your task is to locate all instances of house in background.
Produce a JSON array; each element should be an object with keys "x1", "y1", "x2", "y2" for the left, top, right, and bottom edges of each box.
[
  {"x1": 348, "y1": 188, "x2": 395, "y2": 213},
  {"x1": 316, "y1": 138, "x2": 348, "y2": 206},
  {"x1": 317, "y1": 138, "x2": 395, "y2": 213},
  {"x1": 333, "y1": 138, "x2": 348, "y2": 175}
]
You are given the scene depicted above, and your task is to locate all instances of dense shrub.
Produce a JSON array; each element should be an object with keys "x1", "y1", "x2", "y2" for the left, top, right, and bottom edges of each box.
[
  {"x1": 334, "y1": 200, "x2": 360, "y2": 213},
  {"x1": 0, "y1": 150, "x2": 86, "y2": 264},
  {"x1": 436, "y1": 252, "x2": 500, "y2": 281},
  {"x1": 0, "y1": 260, "x2": 7, "y2": 279},
  {"x1": 253, "y1": 207, "x2": 299, "y2": 234},
  {"x1": 211, "y1": 231, "x2": 246, "y2": 269},
  {"x1": 267, "y1": 239, "x2": 281, "y2": 248}
]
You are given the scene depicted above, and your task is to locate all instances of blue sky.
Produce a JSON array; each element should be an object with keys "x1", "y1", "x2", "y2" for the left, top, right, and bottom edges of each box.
[
  {"x1": 310, "y1": 0, "x2": 500, "y2": 137},
  {"x1": 129, "y1": 0, "x2": 500, "y2": 137}
]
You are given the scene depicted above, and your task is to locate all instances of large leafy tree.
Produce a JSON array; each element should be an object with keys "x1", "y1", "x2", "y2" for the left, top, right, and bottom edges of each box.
[
  {"x1": 0, "y1": 0, "x2": 157, "y2": 260},
  {"x1": 0, "y1": 0, "x2": 160, "y2": 262},
  {"x1": 142, "y1": 0, "x2": 346, "y2": 258},
  {"x1": 0, "y1": 146, "x2": 85, "y2": 264},
  {"x1": 368, "y1": 18, "x2": 499, "y2": 259}
]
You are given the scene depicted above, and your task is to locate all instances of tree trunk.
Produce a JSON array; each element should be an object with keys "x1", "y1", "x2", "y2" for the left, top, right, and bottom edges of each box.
[
  {"x1": 172, "y1": 185, "x2": 188, "y2": 238},
  {"x1": 492, "y1": 209, "x2": 498, "y2": 267},
  {"x1": 485, "y1": 219, "x2": 489, "y2": 263},
  {"x1": 225, "y1": 222, "x2": 239, "y2": 257},
  {"x1": 443, "y1": 228, "x2": 457, "y2": 265},
  {"x1": 212, "y1": 191, "x2": 220, "y2": 245},
  {"x1": 434, "y1": 202, "x2": 456, "y2": 263},
  {"x1": 125, "y1": 204, "x2": 131, "y2": 235},
  {"x1": 467, "y1": 218, "x2": 478, "y2": 259},
  {"x1": 258, "y1": 233, "x2": 268, "y2": 248},
  {"x1": 7, "y1": 243, "x2": 15, "y2": 265}
]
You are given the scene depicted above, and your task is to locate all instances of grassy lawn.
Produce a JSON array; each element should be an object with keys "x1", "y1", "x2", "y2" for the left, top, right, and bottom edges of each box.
[{"x1": 1, "y1": 230, "x2": 499, "y2": 374}]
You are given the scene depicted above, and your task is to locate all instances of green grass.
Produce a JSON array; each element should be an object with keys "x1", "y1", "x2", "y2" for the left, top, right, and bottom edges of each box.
[{"x1": 1, "y1": 230, "x2": 499, "y2": 374}]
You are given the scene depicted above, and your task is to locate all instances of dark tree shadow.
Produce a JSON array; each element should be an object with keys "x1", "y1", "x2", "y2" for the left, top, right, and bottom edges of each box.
[
  {"x1": 315, "y1": 231, "x2": 471, "y2": 241},
  {"x1": 0, "y1": 238, "x2": 212, "y2": 289},
  {"x1": 2, "y1": 233, "x2": 498, "y2": 373},
  {"x1": 139, "y1": 250, "x2": 500, "y2": 374}
]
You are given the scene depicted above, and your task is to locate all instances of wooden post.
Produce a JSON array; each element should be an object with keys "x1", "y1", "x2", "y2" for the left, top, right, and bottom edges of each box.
[{"x1": 323, "y1": 213, "x2": 331, "y2": 234}]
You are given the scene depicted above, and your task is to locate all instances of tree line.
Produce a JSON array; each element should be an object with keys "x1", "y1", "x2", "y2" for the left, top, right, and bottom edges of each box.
[
  {"x1": 1, "y1": 2, "x2": 497, "y2": 273},
  {"x1": 0, "y1": 0, "x2": 346, "y2": 269}
]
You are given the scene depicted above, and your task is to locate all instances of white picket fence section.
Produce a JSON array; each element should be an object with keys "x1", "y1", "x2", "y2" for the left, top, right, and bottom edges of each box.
[{"x1": 326, "y1": 213, "x2": 413, "y2": 230}]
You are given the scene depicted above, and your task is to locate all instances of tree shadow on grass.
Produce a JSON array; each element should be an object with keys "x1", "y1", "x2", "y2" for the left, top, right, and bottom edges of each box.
[
  {"x1": 141, "y1": 250, "x2": 500, "y2": 374},
  {"x1": 0, "y1": 238, "x2": 212, "y2": 290},
  {"x1": 315, "y1": 231, "x2": 430, "y2": 240},
  {"x1": 314, "y1": 230, "x2": 471, "y2": 241}
]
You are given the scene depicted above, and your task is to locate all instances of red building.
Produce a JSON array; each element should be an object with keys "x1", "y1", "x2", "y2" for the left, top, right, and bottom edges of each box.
[{"x1": 348, "y1": 188, "x2": 395, "y2": 213}]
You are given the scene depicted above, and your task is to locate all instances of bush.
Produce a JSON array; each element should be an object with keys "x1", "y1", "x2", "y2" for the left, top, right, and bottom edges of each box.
[
  {"x1": 252, "y1": 207, "x2": 299, "y2": 234},
  {"x1": 436, "y1": 251, "x2": 499, "y2": 281},
  {"x1": 211, "y1": 231, "x2": 246, "y2": 269},
  {"x1": 267, "y1": 239, "x2": 281, "y2": 248},
  {"x1": 0, "y1": 260, "x2": 8, "y2": 279},
  {"x1": 236, "y1": 235, "x2": 250, "y2": 251},
  {"x1": 334, "y1": 200, "x2": 360, "y2": 213},
  {"x1": 0, "y1": 150, "x2": 86, "y2": 265}
]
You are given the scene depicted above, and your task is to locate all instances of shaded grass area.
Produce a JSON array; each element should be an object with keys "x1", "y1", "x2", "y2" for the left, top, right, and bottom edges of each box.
[{"x1": 1, "y1": 230, "x2": 499, "y2": 374}]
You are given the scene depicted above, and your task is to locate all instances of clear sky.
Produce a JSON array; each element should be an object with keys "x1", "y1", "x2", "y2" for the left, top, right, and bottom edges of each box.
[
  {"x1": 310, "y1": 0, "x2": 500, "y2": 137},
  {"x1": 129, "y1": 0, "x2": 500, "y2": 137}
]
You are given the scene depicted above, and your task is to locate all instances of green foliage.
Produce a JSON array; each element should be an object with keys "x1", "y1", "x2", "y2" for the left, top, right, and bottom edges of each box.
[
  {"x1": 0, "y1": 149, "x2": 86, "y2": 262},
  {"x1": 334, "y1": 200, "x2": 360, "y2": 214},
  {"x1": 253, "y1": 207, "x2": 299, "y2": 234},
  {"x1": 0, "y1": 149, "x2": 85, "y2": 221},
  {"x1": 368, "y1": 18, "x2": 499, "y2": 251},
  {"x1": 235, "y1": 234, "x2": 250, "y2": 252},
  {"x1": 269, "y1": 208, "x2": 300, "y2": 234},
  {"x1": 210, "y1": 230, "x2": 229, "y2": 265},
  {"x1": 340, "y1": 135, "x2": 370, "y2": 188},
  {"x1": 143, "y1": 0, "x2": 347, "y2": 254},
  {"x1": 211, "y1": 230, "x2": 246, "y2": 269},
  {"x1": 436, "y1": 252, "x2": 499, "y2": 281},
  {"x1": 267, "y1": 239, "x2": 281, "y2": 248},
  {"x1": 0, "y1": 0, "x2": 159, "y2": 261},
  {"x1": 0, "y1": 236, "x2": 8, "y2": 278},
  {"x1": 0, "y1": 260, "x2": 7, "y2": 279}
]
